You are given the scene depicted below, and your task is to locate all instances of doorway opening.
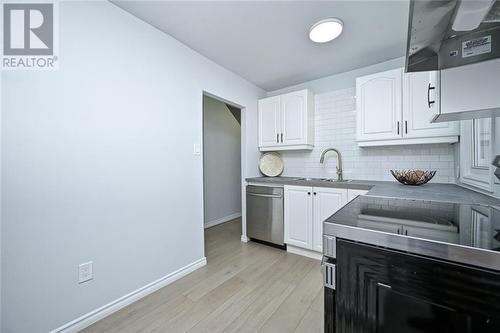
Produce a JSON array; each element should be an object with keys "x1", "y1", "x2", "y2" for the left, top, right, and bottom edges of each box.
[{"x1": 202, "y1": 94, "x2": 242, "y2": 254}]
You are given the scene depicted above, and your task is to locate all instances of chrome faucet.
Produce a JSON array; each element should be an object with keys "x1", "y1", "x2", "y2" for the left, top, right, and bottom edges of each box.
[{"x1": 320, "y1": 148, "x2": 343, "y2": 181}]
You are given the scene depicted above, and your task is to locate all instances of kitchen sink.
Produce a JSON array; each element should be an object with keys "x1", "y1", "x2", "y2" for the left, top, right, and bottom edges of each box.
[{"x1": 293, "y1": 177, "x2": 351, "y2": 183}]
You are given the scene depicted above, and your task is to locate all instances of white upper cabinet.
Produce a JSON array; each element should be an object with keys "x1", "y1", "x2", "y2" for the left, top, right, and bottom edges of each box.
[
  {"x1": 259, "y1": 89, "x2": 314, "y2": 151},
  {"x1": 281, "y1": 91, "x2": 307, "y2": 145},
  {"x1": 356, "y1": 68, "x2": 403, "y2": 142},
  {"x1": 356, "y1": 68, "x2": 458, "y2": 147},
  {"x1": 258, "y1": 96, "x2": 280, "y2": 147},
  {"x1": 403, "y1": 71, "x2": 458, "y2": 138}
]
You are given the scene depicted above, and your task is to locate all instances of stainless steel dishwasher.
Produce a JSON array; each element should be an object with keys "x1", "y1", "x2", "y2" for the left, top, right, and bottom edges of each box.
[{"x1": 246, "y1": 185, "x2": 284, "y2": 246}]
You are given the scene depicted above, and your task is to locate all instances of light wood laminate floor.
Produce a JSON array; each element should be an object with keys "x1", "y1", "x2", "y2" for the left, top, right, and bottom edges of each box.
[{"x1": 82, "y1": 219, "x2": 323, "y2": 333}]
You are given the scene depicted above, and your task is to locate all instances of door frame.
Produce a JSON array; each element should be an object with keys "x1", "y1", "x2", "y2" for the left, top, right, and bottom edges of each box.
[{"x1": 201, "y1": 91, "x2": 246, "y2": 250}]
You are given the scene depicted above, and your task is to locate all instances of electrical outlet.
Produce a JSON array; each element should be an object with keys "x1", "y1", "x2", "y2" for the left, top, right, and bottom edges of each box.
[{"x1": 78, "y1": 261, "x2": 93, "y2": 284}]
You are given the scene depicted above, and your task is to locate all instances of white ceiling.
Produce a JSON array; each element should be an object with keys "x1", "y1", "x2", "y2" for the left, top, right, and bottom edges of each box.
[{"x1": 114, "y1": 1, "x2": 410, "y2": 91}]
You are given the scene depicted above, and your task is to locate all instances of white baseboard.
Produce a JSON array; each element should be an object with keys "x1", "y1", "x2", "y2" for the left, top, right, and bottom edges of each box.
[
  {"x1": 287, "y1": 245, "x2": 322, "y2": 261},
  {"x1": 204, "y1": 212, "x2": 241, "y2": 229},
  {"x1": 240, "y1": 235, "x2": 249, "y2": 242},
  {"x1": 50, "y1": 257, "x2": 207, "y2": 333}
]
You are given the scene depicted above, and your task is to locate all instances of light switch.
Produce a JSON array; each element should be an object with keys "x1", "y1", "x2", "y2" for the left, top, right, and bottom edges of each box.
[{"x1": 193, "y1": 143, "x2": 201, "y2": 155}]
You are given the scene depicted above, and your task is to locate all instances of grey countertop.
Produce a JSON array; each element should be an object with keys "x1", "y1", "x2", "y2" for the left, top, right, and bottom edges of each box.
[
  {"x1": 246, "y1": 176, "x2": 372, "y2": 190},
  {"x1": 246, "y1": 176, "x2": 500, "y2": 206}
]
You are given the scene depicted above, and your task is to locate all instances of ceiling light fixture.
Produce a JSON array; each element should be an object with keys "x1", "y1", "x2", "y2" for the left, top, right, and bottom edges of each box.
[{"x1": 309, "y1": 18, "x2": 343, "y2": 43}]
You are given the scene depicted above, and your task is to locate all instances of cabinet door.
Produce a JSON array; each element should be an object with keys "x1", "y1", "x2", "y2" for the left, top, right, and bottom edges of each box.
[
  {"x1": 312, "y1": 188, "x2": 347, "y2": 252},
  {"x1": 258, "y1": 96, "x2": 280, "y2": 147},
  {"x1": 403, "y1": 71, "x2": 458, "y2": 138},
  {"x1": 280, "y1": 90, "x2": 307, "y2": 146},
  {"x1": 356, "y1": 68, "x2": 402, "y2": 142},
  {"x1": 336, "y1": 239, "x2": 500, "y2": 333},
  {"x1": 284, "y1": 185, "x2": 313, "y2": 249}
]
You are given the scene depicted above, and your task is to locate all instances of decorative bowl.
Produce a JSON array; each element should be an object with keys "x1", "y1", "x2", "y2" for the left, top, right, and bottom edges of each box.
[
  {"x1": 259, "y1": 152, "x2": 284, "y2": 177},
  {"x1": 390, "y1": 170, "x2": 436, "y2": 186}
]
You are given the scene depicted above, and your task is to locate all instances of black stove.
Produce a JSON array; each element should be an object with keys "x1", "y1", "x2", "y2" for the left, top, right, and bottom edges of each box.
[
  {"x1": 325, "y1": 195, "x2": 500, "y2": 253},
  {"x1": 322, "y1": 195, "x2": 500, "y2": 333}
]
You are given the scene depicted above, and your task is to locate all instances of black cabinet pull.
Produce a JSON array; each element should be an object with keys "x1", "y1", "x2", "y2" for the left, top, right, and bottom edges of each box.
[
  {"x1": 428, "y1": 83, "x2": 436, "y2": 108},
  {"x1": 313, "y1": 192, "x2": 317, "y2": 195},
  {"x1": 405, "y1": 120, "x2": 408, "y2": 134},
  {"x1": 397, "y1": 121, "x2": 400, "y2": 135},
  {"x1": 307, "y1": 192, "x2": 311, "y2": 195},
  {"x1": 276, "y1": 134, "x2": 279, "y2": 143},
  {"x1": 281, "y1": 133, "x2": 283, "y2": 142}
]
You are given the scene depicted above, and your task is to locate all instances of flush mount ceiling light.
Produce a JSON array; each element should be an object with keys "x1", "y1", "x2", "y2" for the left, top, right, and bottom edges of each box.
[{"x1": 309, "y1": 18, "x2": 343, "y2": 43}]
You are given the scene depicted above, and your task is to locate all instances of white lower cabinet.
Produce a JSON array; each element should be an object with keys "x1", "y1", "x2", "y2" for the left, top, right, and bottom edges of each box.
[
  {"x1": 284, "y1": 186, "x2": 313, "y2": 249},
  {"x1": 284, "y1": 185, "x2": 349, "y2": 253},
  {"x1": 312, "y1": 188, "x2": 348, "y2": 252}
]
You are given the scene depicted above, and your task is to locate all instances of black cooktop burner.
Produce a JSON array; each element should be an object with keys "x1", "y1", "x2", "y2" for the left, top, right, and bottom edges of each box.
[{"x1": 325, "y1": 196, "x2": 500, "y2": 252}]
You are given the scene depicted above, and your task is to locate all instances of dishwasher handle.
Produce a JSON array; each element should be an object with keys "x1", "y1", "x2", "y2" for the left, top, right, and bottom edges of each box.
[{"x1": 247, "y1": 192, "x2": 283, "y2": 199}]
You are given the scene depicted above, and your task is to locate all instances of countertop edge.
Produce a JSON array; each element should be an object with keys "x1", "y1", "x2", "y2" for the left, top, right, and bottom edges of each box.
[
  {"x1": 245, "y1": 177, "x2": 500, "y2": 206},
  {"x1": 245, "y1": 177, "x2": 373, "y2": 191},
  {"x1": 323, "y1": 220, "x2": 500, "y2": 272}
]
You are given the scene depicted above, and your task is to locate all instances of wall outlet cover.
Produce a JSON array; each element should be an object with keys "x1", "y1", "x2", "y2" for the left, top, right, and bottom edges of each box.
[{"x1": 79, "y1": 261, "x2": 93, "y2": 284}]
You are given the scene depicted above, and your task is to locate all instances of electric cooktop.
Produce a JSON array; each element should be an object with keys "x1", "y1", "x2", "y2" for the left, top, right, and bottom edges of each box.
[{"x1": 323, "y1": 195, "x2": 500, "y2": 270}]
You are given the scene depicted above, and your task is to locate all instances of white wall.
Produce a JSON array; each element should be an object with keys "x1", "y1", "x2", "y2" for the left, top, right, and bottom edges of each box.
[
  {"x1": 1, "y1": 2, "x2": 264, "y2": 332},
  {"x1": 279, "y1": 88, "x2": 456, "y2": 183},
  {"x1": 203, "y1": 96, "x2": 241, "y2": 226},
  {"x1": 0, "y1": 69, "x2": 3, "y2": 332},
  {"x1": 267, "y1": 57, "x2": 405, "y2": 96}
]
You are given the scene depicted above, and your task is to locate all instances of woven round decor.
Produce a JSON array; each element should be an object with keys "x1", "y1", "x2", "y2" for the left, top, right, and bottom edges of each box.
[{"x1": 259, "y1": 152, "x2": 284, "y2": 177}]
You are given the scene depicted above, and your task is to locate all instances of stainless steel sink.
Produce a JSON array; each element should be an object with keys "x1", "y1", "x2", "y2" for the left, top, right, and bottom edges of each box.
[{"x1": 293, "y1": 177, "x2": 351, "y2": 183}]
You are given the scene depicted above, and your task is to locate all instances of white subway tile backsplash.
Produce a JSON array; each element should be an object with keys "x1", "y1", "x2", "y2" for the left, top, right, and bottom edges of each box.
[{"x1": 280, "y1": 88, "x2": 456, "y2": 183}]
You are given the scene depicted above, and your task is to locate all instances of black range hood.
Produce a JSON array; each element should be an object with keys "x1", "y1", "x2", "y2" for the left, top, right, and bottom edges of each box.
[{"x1": 406, "y1": 0, "x2": 500, "y2": 72}]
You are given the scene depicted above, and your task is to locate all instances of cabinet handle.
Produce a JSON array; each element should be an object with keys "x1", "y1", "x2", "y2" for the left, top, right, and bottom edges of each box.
[
  {"x1": 313, "y1": 192, "x2": 317, "y2": 195},
  {"x1": 396, "y1": 228, "x2": 400, "y2": 235},
  {"x1": 405, "y1": 229, "x2": 408, "y2": 236},
  {"x1": 377, "y1": 282, "x2": 392, "y2": 289},
  {"x1": 281, "y1": 133, "x2": 283, "y2": 143},
  {"x1": 405, "y1": 120, "x2": 408, "y2": 134},
  {"x1": 427, "y1": 83, "x2": 436, "y2": 108},
  {"x1": 307, "y1": 192, "x2": 311, "y2": 195},
  {"x1": 276, "y1": 133, "x2": 279, "y2": 143},
  {"x1": 397, "y1": 121, "x2": 400, "y2": 135}
]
